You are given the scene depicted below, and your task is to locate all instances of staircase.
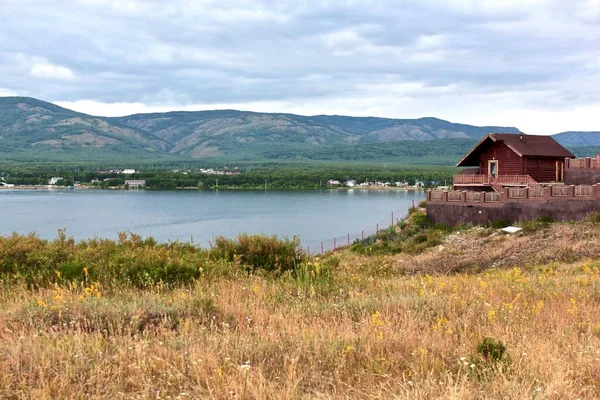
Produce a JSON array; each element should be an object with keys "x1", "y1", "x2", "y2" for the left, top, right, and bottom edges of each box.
[
  {"x1": 491, "y1": 174, "x2": 541, "y2": 192},
  {"x1": 525, "y1": 175, "x2": 542, "y2": 189},
  {"x1": 489, "y1": 178, "x2": 504, "y2": 193},
  {"x1": 453, "y1": 174, "x2": 542, "y2": 193}
]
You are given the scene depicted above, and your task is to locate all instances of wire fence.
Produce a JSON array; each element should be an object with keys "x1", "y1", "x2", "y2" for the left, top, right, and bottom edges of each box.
[{"x1": 303, "y1": 201, "x2": 418, "y2": 256}]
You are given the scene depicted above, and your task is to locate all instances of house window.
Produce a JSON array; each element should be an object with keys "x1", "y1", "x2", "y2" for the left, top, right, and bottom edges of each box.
[{"x1": 488, "y1": 160, "x2": 499, "y2": 178}]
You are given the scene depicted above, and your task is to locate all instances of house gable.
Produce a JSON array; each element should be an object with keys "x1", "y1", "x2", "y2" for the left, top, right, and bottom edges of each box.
[{"x1": 479, "y1": 140, "x2": 523, "y2": 175}]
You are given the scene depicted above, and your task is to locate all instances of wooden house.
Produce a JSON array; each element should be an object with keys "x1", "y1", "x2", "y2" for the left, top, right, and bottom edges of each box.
[{"x1": 454, "y1": 133, "x2": 575, "y2": 191}]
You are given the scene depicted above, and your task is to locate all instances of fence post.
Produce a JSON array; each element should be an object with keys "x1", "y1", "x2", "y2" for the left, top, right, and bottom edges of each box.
[
  {"x1": 347, "y1": 233, "x2": 350, "y2": 246},
  {"x1": 391, "y1": 212, "x2": 394, "y2": 226},
  {"x1": 361, "y1": 230, "x2": 364, "y2": 240},
  {"x1": 321, "y1": 242, "x2": 324, "y2": 255},
  {"x1": 333, "y1": 237, "x2": 336, "y2": 251},
  {"x1": 376, "y1": 223, "x2": 379, "y2": 233}
]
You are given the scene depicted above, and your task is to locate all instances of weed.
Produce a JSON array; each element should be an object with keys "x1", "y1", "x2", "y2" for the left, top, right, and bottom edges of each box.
[
  {"x1": 490, "y1": 219, "x2": 510, "y2": 229},
  {"x1": 588, "y1": 211, "x2": 600, "y2": 224},
  {"x1": 519, "y1": 216, "x2": 553, "y2": 233}
]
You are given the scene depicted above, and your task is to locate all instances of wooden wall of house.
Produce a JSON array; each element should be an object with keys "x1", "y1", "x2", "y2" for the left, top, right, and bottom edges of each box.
[
  {"x1": 524, "y1": 158, "x2": 559, "y2": 182},
  {"x1": 479, "y1": 141, "x2": 523, "y2": 175}
]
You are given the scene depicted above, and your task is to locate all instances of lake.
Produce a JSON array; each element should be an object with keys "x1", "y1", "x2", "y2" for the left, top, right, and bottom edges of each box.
[{"x1": 0, "y1": 189, "x2": 425, "y2": 252}]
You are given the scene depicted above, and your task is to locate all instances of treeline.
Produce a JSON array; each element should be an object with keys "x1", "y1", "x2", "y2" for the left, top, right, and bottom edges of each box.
[
  {"x1": 1, "y1": 164, "x2": 457, "y2": 190},
  {"x1": 259, "y1": 138, "x2": 477, "y2": 165}
]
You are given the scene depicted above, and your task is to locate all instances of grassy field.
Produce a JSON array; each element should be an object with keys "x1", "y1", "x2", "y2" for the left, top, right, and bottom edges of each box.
[{"x1": 1, "y1": 218, "x2": 600, "y2": 399}]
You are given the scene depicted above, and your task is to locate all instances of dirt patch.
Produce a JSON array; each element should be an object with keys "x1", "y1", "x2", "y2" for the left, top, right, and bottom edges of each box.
[{"x1": 394, "y1": 221, "x2": 600, "y2": 274}]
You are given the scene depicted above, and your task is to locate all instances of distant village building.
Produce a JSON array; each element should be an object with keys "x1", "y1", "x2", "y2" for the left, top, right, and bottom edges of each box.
[
  {"x1": 125, "y1": 180, "x2": 146, "y2": 188},
  {"x1": 346, "y1": 180, "x2": 357, "y2": 187},
  {"x1": 122, "y1": 169, "x2": 136, "y2": 175},
  {"x1": 327, "y1": 179, "x2": 341, "y2": 186},
  {"x1": 48, "y1": 177, "x2": 63, "y2": 185}
]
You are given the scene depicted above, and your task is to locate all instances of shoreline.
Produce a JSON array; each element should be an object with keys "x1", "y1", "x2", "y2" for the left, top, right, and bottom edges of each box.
[{"x1": 1, "y1": 185, "x2": 427, "y2": 192}]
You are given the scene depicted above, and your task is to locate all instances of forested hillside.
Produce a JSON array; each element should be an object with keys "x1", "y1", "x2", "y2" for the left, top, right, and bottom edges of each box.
[{"x1": 0, "y1": 97, "x2": 517, "y2": 163}]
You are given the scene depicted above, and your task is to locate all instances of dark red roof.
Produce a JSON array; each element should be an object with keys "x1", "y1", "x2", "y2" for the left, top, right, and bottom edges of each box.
[{"x1": 457, "y1": 133, "x2": 575, "y2": 167}]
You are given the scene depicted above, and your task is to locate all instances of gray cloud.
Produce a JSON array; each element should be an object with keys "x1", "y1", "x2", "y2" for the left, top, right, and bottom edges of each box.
[{"x1": 1, "y1": 0, "x2": 600, "y2": 133}]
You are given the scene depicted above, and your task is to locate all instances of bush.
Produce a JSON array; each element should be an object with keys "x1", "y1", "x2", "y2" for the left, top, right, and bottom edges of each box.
[
  {"x1": 476, "y1": 337, "x2": 507, "y2": 362},
  {"x1": 210, "y1": 234, "x2": 304, "y2": 273},
  {"x1": 404, "y1": 229, "x2": 445, "y2": 254},
  {"x1": 411, "y1": 212, "x2": 430, "y2": 229},
  {"x1": 58, "y1": 261, "x2": 95, "y2": 283},
  {"x1": 0, "y1": 231, "x2": 207, "y2": 288},
  {"x1": 467, "y1": 337, "x2": 510, "y2": 380}
]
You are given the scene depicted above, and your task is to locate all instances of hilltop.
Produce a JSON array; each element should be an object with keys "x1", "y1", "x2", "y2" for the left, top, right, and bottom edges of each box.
[
  {"x1": 2, "y1": 96, "x2": 600, "y2": 164},
  {"x1": 0, "y1": 96, "x2": 518, "y2": 163}
]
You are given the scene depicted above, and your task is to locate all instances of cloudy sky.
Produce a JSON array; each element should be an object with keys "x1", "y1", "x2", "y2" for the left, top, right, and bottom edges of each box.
[{"x1": 1, "y1": 0, "x2": 600, "y2": 134}]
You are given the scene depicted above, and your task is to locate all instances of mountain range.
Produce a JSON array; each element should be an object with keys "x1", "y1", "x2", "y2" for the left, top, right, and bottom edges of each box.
[{"x1": 0, "y1": 96, "x2": 598, "y2": 164}]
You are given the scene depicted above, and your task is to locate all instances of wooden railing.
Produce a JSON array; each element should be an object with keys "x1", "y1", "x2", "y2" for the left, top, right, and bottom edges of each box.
[
  {"x1": 454, "y1": 174, "x2": 541, "y2": 189},
  {"x1": 494, "y1": 174, "x2": 541, "y2": 188},
  {"x1": 453, "y1": 174, "x2": 493, "y2": 185},
  {"x1": 525, "y1": 175, "x2": 542, "y2": 189}
]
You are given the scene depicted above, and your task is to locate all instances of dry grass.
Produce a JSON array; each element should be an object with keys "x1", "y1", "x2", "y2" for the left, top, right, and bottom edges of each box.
[
  {"x1": 2, "y1": 222, "x2": 600, "y2": 398},
  {"x1": 394, "y1": 221, "x2": 600, "y2": 274}
]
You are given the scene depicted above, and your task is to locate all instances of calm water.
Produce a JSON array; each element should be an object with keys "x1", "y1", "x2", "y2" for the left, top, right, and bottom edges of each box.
[{"x1": 0, "y1": 189, "x2": 425, "y2": 250}]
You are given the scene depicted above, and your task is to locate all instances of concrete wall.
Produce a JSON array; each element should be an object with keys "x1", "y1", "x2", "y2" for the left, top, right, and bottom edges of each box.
[{"x1": 427, "y1": 199, "x2": 600, "y2": 227}]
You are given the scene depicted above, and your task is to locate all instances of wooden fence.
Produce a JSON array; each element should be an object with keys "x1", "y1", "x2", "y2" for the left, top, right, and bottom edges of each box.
[{"x1": 428, "y1": 184, "x2": 599, "y2": 205}]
